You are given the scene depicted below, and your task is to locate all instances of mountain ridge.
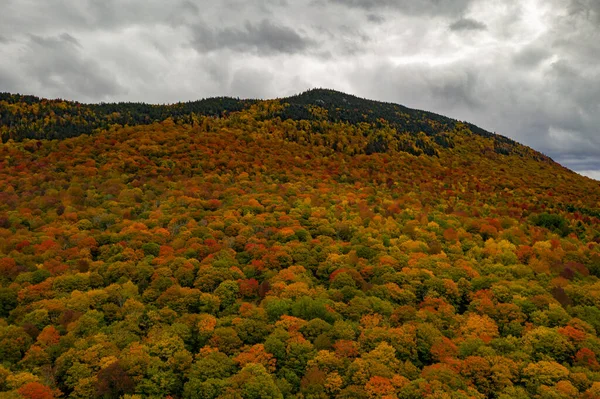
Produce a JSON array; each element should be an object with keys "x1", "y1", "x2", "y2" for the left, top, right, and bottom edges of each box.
[{"x1": 1, "y1": 88, "x2": 544, "y2": 162}]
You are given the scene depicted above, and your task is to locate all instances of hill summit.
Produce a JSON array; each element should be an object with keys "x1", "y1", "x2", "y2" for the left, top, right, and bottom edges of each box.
[
  {"x1": 1, "y1": 89, "x2": 539, "y2": 159},
  {"x1": 1, "y1": 90, "x2": 600, "y2": 398}
]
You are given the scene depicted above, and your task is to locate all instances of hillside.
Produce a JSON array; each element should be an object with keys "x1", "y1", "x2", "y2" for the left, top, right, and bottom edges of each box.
[
  {"x1": 1, "y1": 91, "x2": 600, "y2": 398},
  {"x1": 1, "y1": 89, "x2": 533, "y2": 158}
]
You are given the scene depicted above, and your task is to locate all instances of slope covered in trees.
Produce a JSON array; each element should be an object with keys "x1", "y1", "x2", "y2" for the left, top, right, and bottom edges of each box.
[
  {"x1": 1, "y1": 89, "x2": 531, "y2": 159},
  {"x1": 1, "y1": 92, "x2": 600, "y2": 398}
]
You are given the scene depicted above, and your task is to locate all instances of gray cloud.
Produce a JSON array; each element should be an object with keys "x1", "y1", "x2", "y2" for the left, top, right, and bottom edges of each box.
[
  {"x1": 569, "y1": 0, "x2": 600, "y2": 23},
  {"x1": 229, "y1": 67, "x2": 273, "y2": 98},
  {"x1": 449, "y1": 18, "x2": 487, "y2": 31},
  {"x1": 513, "y1": 45, "x2": 553, "y2": 67},
  {"x1": 366, "y1": 14, "x2": 385, "y2": 23},
  {"x1": 0, "y1": 67, "x2": 22, "y2": 93},
  {"x1": 190, "y1": 20, "x2": 316, "y2": 55},
  {"x1": 19, "y1": 34, "x2": 125, "y2": 100},
  {"x1": 0, "y1": 0, "x2": 206, "y2": 37},
  {"x1": 329, "y1": 0, "x2": 473, "y2": 16},
  {"x1": 58, "y1": 33, "x2": 81, "y2": 47}
]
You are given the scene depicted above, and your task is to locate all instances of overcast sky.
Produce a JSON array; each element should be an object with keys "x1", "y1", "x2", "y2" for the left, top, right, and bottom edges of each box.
[{"x1": 1, "y1": 0, "x2": 599, "y2": 179}]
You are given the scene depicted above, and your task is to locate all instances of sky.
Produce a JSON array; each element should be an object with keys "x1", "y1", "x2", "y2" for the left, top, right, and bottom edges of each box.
[{"x1": 0, "y1": 0, "x2": 599, "y2": 179}]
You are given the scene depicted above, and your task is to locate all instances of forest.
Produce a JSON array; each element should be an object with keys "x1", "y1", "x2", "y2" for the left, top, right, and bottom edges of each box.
[
  {"x1": 0, "y1": 89, "x2": 520, "y2": 156},
  {"x1": 1, "y1": 91, "x2": 600, "y2": 398}
]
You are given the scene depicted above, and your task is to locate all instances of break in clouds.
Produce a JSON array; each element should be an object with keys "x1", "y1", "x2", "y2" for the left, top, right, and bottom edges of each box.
[{"x1": 0, "y1": 0, "x2": 599, "y2": 177}]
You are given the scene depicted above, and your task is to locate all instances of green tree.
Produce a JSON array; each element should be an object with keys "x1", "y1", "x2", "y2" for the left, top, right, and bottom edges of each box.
[{"x1": 226, "y1": 363, "x2": 283, "y2": 399}]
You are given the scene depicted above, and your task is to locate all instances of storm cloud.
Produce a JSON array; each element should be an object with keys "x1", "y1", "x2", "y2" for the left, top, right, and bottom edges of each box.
[
  {"x1": 0, "y1": 0, "x2": 599, "y2": 178},
  {"x1": 449, "y1": 18, "x2": 487, "y2": 31},
  {"x1": 15, "y1": 33, "x2": 125, "y2": 100},
  {"x1": 190, "y1": 20, "x2": 315, "y2": 55},
  {"x1": 329, "y1": 0, "x2": 474, "y2": 16}
]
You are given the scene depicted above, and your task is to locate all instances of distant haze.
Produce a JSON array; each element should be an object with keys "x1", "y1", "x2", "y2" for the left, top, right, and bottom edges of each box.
[{"x1": 1, "y1": 0, "x2": 599, "y2": 178}]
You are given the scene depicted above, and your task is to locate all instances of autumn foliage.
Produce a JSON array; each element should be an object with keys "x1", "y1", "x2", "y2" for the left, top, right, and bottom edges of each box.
[{"x1": 1, "y1": 92, "x2": 600, "y2": 398}]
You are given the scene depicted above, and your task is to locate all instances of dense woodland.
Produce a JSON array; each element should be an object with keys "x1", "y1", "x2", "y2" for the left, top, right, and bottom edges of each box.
[
  {"x1": 0, "y1": 89, "x2": 524, "y2": 157},
  {"x1": 1, "y1": 91, "x2": 600, "y2": 398}
]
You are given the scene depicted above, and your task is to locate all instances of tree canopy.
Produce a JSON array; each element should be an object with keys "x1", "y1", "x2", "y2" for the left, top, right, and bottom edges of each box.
[{"x1": 0, "y1": 91, "x2": 600, "y2": 398}]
